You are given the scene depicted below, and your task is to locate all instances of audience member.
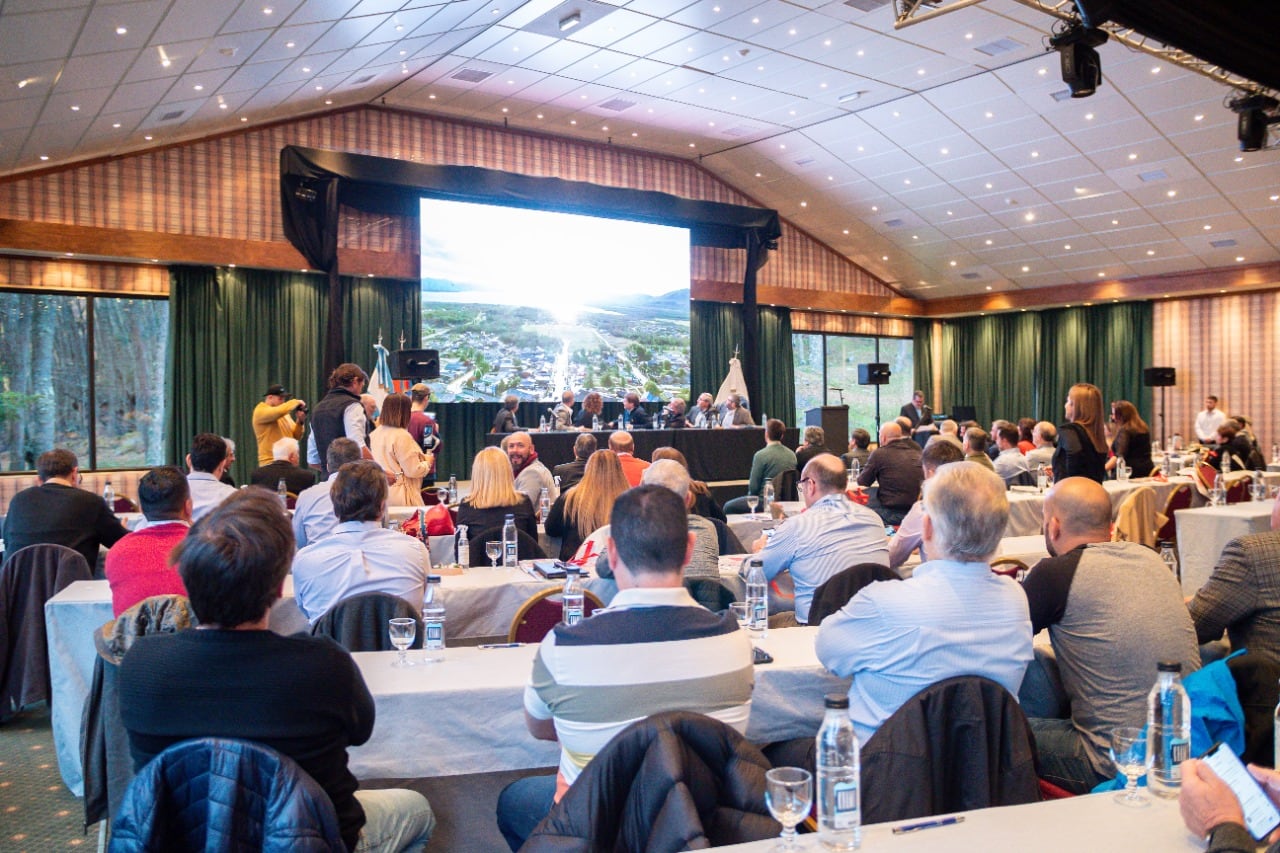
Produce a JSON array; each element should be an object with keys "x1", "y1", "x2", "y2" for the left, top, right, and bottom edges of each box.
[
  {"x1": 118, "y1": 489, "x2": 433, "y2": 852},
  {"x1": 248, "y1": 437, "x2": 318, "y2": 495},
  {"x1": 2, "y1": 449, "x2": 127, "y2": 570},
  {"x1": 993, "y1": 421, "x2": 1032, "y2": 483},
  {"x1": 925, "y1": 419, "x2": 962, "y2": 450},
  {"x1": 406, "y1": 383, "x2": 440, "y2": 485},
  {"x1": 1053, "y1": 383, "x2": 1108, "y2": 484},
  {"x1": 607, "y1": 430, "x2": 650, "y2": 487},
  {"x1": 817, "y1": 462, "x2": 1033, "y2": 743},
  {"x1": 456, "y1": 447, "x2": 538, "y2": 540},
  {"x1": 1179, "y1": 759, "x2": 1280, "y2": 850},
  {"x1": 544, "y1": 450, "x2": 629, "y2": 561},
  {"x1": 252, "y1": 383, "x2": 306, "y2": 465},
  {"x1": 651, "y1": 447, "x2": 726, "y2": 523},
  {"x1": 292, "y1": 460, "x2": 429, "y2": 623},
  {"x1": 1105, "y1": 400, "x2": 1154, "y2": 477},
  {"x1": 795, "y1": 426, "x2": 830, "y2": 470},
  {"x1": 1017, "y1": 418, "x2": 1037, "y2": 454},
  {"x1": 370, "y1": 394, "x2": 434, "y2": 506},
  {"x1": 307, "y1": 363, "x2": 372, "y2": 474},
  {"x1": 720, "y1": 393, "x2": 754, "y2": 428},
  {"x1": 725, "y1": 419, "x2": 797, "y2": 514},
  {"x1": 1187, "y1": 500, "x2": 1280, "y2": 664},
  {"x1": 1025, "y1": 421, "x2": 1057, "y2": 468},
  {"x1": 104, "y1": 467, "x2": 191, "y2": 616},
  {"x1": 292, "y1": 438, "x2": 362, "y2": 549},
  {"x1": 185, "y1": 433, "x2": 236, "y2": 521},
  {"x1": 1022, "y1": 477, "x2": 1200, "y2": 793},
  {"x1": 218, "y1": 437, "x2": 238, "y2": 487},
  {"x1": 552, "y1": 433, "x2": 596, "y2": 491},
  {"x1": 573, "y1": 392, "x2": 603, "y2": 429},
  {"x1": 842, "y1": 428, "x2": 872, "y2": 470},
  {"x1": 612, "y1": 392, "x2": 650, "y2": 430},
  {"x1": 1212, "y1": 421, "x2": 1254, "y2": 472},
  {"x1": 887, "y1": 440, "x2": 965, "y2": 573},
  {"x1": 1195, "y1": 394, "x2": 1227, "y2": 444},
  {"x1": 495, "y1": 485, "x2": 753, "y2": 850},
  {"x1": 551, "y1": 390, "x2": 575, "y2": 431},
  {"x1": 755, "y1": 454, "x2": 888, "y2": 625},
  {"x1": 964, "y1": 428, "x2": 995, "y2": 470},
  {"x1": 507, "y1": 431, "x2": 558, "y2": 508},
  {"x1": 856, "y1": 422, "x2": 924, "y2": 526},
  {"x1": 492, "y1": 394, "x2": 520, "y2": 434}
]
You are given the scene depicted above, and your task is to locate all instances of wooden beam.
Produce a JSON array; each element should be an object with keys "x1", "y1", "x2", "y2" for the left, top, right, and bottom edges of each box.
[{"x1": 692, "y1": 279, "x2": 922, "y2": 316}]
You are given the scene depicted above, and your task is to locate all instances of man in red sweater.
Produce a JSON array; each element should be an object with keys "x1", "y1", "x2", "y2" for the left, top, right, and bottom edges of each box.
[{"x1": 104, "y1": 466, "x2": 192, "y2": 616}]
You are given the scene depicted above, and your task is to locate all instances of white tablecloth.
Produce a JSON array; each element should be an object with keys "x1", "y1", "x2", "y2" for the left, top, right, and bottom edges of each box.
[
  {"x1": 1176, "y1": 499, "x2": 1275, "y2": 594},
  {"x1": 1004, "y1": 476, "x2": 1194, "y2": 537},
  {"x1": 348, "y1": 625, "x2": 847, "y2": 779},
  {"x1": 712, "y1": 791, "x2": 1196, "y2": 851}
]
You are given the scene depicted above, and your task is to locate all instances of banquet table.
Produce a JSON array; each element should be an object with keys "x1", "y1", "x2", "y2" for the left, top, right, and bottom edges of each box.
[
  {"x1": 1176, "y1": 499, "x2": 1275, "y2": 594},
  {"x1": 347, "y1": 625, "x2": 848, "y2": 779},
  {"x1": 1003, "y1": 475, "x2": 1194, "y2": 537},
  {"x1": 712, "y1": 791, "x2": 1196, "y2": 852}
]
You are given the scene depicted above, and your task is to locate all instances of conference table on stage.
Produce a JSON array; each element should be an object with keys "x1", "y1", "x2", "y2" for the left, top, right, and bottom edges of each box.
[{"x1": 484, "y1": 426, "x2": 800, "y2": 483}]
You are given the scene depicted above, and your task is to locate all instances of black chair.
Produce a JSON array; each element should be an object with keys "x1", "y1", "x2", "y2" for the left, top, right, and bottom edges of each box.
[
  {"x1": 1005, "y1": 469, "x2": 1037, "y2": 489},
  {"x1": 806, "y1": 563, "x2": 901, "y2": 627},
  {"x1": 1227, "y1": 652, "x2": 1280, "y2": 767},
  {"x1": 311, "y1": 592, "x2": 422, "y2": 652},
  {"x1": 772, "y1": 468, "x2": 799, "y2": 503},
  {"x1": 684, "y1": 578, "x2": 736, "y2": 613},
  {"x1": 467, "y1": 526, "x2": 545, "y2": 567},
  {"x1": 710, "y1": 518, "x2": 746, "y2": 555},
  {"x1": 109, "y1": 738, "x2": 345, "y2": 851}
]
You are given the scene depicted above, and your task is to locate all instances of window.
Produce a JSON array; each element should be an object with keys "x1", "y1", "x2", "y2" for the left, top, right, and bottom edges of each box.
[
  {"x1": 0, "y1": 291, "x2": 168, "y2": 471},
  {"x1": 793, "y1": 332, "x2": 914, "y2": 441}
]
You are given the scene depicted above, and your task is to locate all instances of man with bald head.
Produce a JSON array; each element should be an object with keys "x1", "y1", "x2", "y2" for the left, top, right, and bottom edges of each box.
[
  {"x1": 856, "y1": 421, "x2": 924, "y2": 526},
  {"x1": 1025, "y1": 421, "x2": 1057, "y2": 468},
  {"x1": 607, "y1": 430, "x2": 650, "y2": 487},
  {"x1": 753, "y1": 453, "x2": 888, "y2": 626},
  {"x1": 506, "y1": 431, "x2": 557, "y2": 508},
  {"x1": 1021, "y1": 476, "x2": 1199, "y2": 794}
]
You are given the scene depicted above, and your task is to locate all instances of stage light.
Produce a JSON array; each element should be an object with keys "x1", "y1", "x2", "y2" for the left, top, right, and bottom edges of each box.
[
  {"x1": 1229, "y1": 94, "x2": 1279, "y2": 152},
  {"x1": 1050, "y1": 24, "x2": 1108, "y2": 98}
]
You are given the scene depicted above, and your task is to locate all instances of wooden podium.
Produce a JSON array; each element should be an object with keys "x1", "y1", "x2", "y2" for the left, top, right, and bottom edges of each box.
[{"x1": 806, "y1": 406, "x2": 848, "y2": 454}]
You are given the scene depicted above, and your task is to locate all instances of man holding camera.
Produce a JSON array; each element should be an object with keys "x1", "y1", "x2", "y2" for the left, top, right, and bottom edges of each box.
[{"x1": 253, "y1": 383, "x2": 307, "y2": 465}]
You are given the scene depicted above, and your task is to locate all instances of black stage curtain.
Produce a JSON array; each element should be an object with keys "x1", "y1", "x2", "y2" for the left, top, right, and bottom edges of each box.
[
  {"x1": 690, "y1": 302, "x2": 795, "y2": 427},
  {"x1": 166, "y1": 266, "x2": 419, "y2": 486}
]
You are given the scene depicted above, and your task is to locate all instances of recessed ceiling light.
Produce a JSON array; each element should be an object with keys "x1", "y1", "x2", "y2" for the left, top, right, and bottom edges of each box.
[
  {"x1": 70, "y1": 105, "x2": 80, "y2": 111},
  {"x1": 219, "y1": 102, "x2": 228, "y2": 109},
  {"x1": 240, "y1": 116, "x2": 248, "y2": 121},
  {"x1": 1234, "y1": 156, "x2": 1244, "y2": 163},
  {"x1": 1150, "y1": 66, "x2": 1160, "y2": 74},
  {"x1": 144, "y1": 135, "x2": 152, "y2": 140},
  {"x1": 1021, "y1": 266, "x2": 1030, "y2": 272},
  {"x1": 112, "y1": 122, "x2": 121, "y2": 128},
  {"x1": 985, "y1": 239, "x2": 993, "y2": 245},
  {"x1": 1085, "y1": 113, "x2": 1093, "y2": 120},
  {"x1": 917, "y1": 68, "x2": 926, "y2": 75},
  {"x1": 1111, "y1": 219, "x2": 1119, "y2": 225},
  {"x1": 911, "y1": 235, "x2": 918, "y2": 240},
  {"x1": 1064, "y1": 244, "x2": 1071, "y2": 250},
  {"x1": 161, "y1": 59, "x2": 171, "y2": 68},
  {"x1": 286, "y1": 41, "x2": 295, "y2": 48},
  {"x1": 1236, "y1": 256, "x2": 1245, "y2": 262},
  {"x1": 116, "y1": 26, "x2": 127, "y2": 35},
  {"x1": 871, "y1": 206, "x2": 878, "y2": 212},
  {"x1": 262, "y1": 6, "x2": 273, "y2": 14},
  {"x1": 800, "y1": 201, "x2": 807, "y2": 207},
  {"x1": 946, "y1": 210, "x2": 953, "y2": 216},
  {"x1": 65, "y1": 252, "x2": 74, "y2": 257},
  {"x1": 843, "y1": 229, "x2": 849, "y2": 235},
  {"x1": 314, "y1": 85, "x2": 322, "y2": 91},
  {"x1": 1030, "y1": 150, "x2": 1039, "y2": 158},
  {"x1": 1098, "y1": 272, "x2": 1106, "y2": 278},
  {"x1": 1146, "y1": 249, "x2": 1155, "y2": 255},
  {"x1": 193, "y1": 84, "x2": 203, "y2": 91},
  {"x1": 1128, "y1": 152, "x2": 1137, "y2": 160},
  {"x1": 903, "y1": 179, "x2": 911, "y2": 185},
  {"x1": 302, "y1": 67, "x2": 310, "y2": 73},
  {"x1": 984, "y1": 182, "x2": 993, "y2": 189},
  {"x1": 1194, "y1": 114, "x2": 1204, "y2": 121},
  {"x1": 1166, "y1": 190, "x2": 1177, "y2": 197},
  {"x1": 1023, "y1": 212, "x2": 1035, "y2": 222},
  {"x1": 1203, "y1": 224, "x2": 1212, "y2": 230},
  {"x1": 324, "y1": 99, "x2": 332, "y2": 105},
  {"x1": 1037, "y1": 68, "x2": 1046, "y2": 75},
  {"x1": 39, "y1": 155, "x2": 49, "y2": 161},
  {"x1": 985, "y1": 285, "x2": 993, "y2": 291},
  {"x1": 984, "y1": 111, "x2": 993, "y2": 119},
  {"x1": 949, "y1": 260, "x2": 957, "y2": 266}
]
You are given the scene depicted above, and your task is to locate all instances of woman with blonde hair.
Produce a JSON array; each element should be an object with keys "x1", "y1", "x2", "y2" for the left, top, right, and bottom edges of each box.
[
  {"x1": 1106, "y1": 400, "x2": 1153, "y2": 478},
  {"x1": 543, "y1": 450, "x2": 629, "y2": 560},
  {"x1": 456, "y1": 446, "x2": 537, "y2": 538},
  {"x1": 370, "y1": 393, "x2": 434, "y2": 505},
  {"x1": 1052, "y1": 382, "x2": 1108, "y2": 483}
]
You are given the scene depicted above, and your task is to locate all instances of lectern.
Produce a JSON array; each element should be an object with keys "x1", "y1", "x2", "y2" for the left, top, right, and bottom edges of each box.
[{"x1": 806, "y1": 406, "x2": 849, "y2": 454}]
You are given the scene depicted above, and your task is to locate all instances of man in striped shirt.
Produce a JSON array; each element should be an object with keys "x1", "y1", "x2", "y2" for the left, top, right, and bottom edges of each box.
[{"x1": 496, "y1": 485, "x2": 755, "y2": 851}]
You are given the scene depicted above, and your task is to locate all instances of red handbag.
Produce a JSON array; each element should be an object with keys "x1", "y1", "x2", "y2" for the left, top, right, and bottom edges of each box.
[{"x1": 398, "y1": 504, "x2": 455, "y2": 537}]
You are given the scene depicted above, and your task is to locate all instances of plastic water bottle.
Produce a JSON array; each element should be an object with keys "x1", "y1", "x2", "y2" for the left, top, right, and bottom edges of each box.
[
  {"x1": 1159, "y1": 541, "x2": 1178, "y2": 579},
  {"x1": 422, "y1": 575, "x2": 445, "y2": 663},
  {"x1": 1222, "y1": 450, "x2": 1232, "y2": 475},
  {"x1": 1036, "y1": 464, "x2": 1049, "y2": 493},
  {"x1": 816, "y1": 693, "x2": 861, "y2": 850},
  {"x1": 102, "y1": 480, "x2": 115, "y2": 509},
  {"x1": 502, "y1": 513, "x2": 518, "y2": 568},
  {"x1": 277, "y1": 478, "x2": 288, "y2": 507},
  {"x1": 562, "y1": 567, "x2": 585, "y2": 626},
  {"x1": 539, "y1": 414, "x2": 548, "y2": 433},
  {"x1": 745, "y1": 557, "x2": 768, "y2": 639},
  {"x1": 592, "y1": 414, "x2": 601, "y2": 432},
  {"x1": 1273, "y1": 678, "x2": 1280, "y2": 769},
  {"x1": 553, "y1": 475, "x2": 562, "y2": 491},
  {"x1": 1147, "y1": 660, "x2": 1191, "y2": 798},
  {"x1": 762, "y1": 481, "x2": 775, "y2": 515},
  {"x1": 447, "y1": 474, "x2": 458, "y2": 504},
  {"x1": 538, "y1": 487, "x2": 551, "y2": 523},
  {"x1": 455, "y1": 524, "x2": 469, "y2": 566}
]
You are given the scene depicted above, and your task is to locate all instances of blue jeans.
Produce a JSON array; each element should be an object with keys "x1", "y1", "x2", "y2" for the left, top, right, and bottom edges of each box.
[
  {"x1": 496, "y1": 774, "x2": 556, "y2": 851},
  {"x1": 354, "y1": 788, "x2": 435, "y2": 852},
  {"x1": 1028, "y1": 717, "x2": 1107, "y2": 795}
]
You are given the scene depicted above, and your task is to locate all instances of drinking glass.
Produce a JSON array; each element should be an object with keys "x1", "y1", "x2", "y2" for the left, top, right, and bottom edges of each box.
[
  {"x1": 485, "y1": 540, "x2": 502, "y2": 568},
  {"x1": 764, "y1": 767, "x2": 812, "y2": 851},
  {"x1": 1110, "y1": 726, "x2": 1149, "y2": 807},
  {"x1": 1252, "y1": 482, "x2": 1268, "y2": 502},
  {"x1": 388, "y1": 617, "x2": 416, "y2": 668},
  {"x1": 1209, "y1": 484, "x2": 1226, "y2": 507},
  {"x1": 729, "y1": 602, "x2": 749, "y2": 630},
  {"x1": 746, "y1": 495, "x2": 760, "y2": 515}
]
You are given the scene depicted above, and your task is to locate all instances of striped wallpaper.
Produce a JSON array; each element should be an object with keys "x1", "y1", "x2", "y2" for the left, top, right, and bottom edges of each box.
[{"x1": 0, "y1": 257, "x2": 169, "y2": 295}]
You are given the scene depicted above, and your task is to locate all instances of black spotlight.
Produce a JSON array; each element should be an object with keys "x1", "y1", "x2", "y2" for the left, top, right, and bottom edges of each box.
[
  {"x1": 1050, "y1": 24, "x2": 1109, "y2": 98},
  {"x1": 1229, "y1": 94, "x2": 1279, "y2": 152}
]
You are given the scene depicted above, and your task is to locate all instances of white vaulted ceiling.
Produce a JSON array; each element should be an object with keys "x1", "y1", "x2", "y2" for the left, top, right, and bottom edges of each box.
[{"x1": 0, "y1": 0, "x2": 1277, "y2": 300}]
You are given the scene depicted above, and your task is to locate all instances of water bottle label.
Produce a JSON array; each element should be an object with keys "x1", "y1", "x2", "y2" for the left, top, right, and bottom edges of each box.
[
  {"x1": 832, "y1": 780, "x2": 859, "y2": 826},
  {"x1": 426, "y1": 623, "x2": 444, "y2": 645},
  {"x1": 1169, "y1": 737, "x2": 1189, "y2": 765},
  {"x1": 752, "y1": 600, "x2": 767, "y2": 624}
]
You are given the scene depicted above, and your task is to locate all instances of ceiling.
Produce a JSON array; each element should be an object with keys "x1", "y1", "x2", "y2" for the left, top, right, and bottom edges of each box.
[{"x1": 1, "y1": 0, "x2": 1277, "y2": 301}]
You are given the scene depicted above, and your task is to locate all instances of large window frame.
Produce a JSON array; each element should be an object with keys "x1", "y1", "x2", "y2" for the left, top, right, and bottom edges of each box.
[
  {"x1": 793, "y1": 331, "x2": 914, "y2": 437},
  {"x1": 0, "y1": 287, "x2": 169, "y2": 472}
]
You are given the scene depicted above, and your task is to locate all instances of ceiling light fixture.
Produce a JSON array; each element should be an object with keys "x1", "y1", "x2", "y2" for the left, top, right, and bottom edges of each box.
[
  {"x1": 1050, "y1": 23, "x2": 1108, "y2": 98},
  {"x1": 559, "y1": 11, "x2": 581, "y2": 32},
  {"x1": 837, "y1": 91, "x2": 865, "y2": 104},
  {"x1": 1228, "y1": 93, "x2": 1279, "y2": 152}
]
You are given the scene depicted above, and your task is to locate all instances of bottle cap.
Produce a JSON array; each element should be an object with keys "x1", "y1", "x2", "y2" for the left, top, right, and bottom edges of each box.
[
  {"x1": 824, "y1": 693, "x2": 850, "y2": 709},
  {"x1": 427, "y1": 574, "x2": 441, "y2": 583},
  {"x1": 1157, "y1": 660, "x2": 1182, "y2": 673}
]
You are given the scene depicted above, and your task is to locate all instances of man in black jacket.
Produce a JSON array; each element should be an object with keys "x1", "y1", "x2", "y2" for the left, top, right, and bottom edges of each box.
[
  {"x1": 249, "y1": 437, "x2": 318, "y2": 495},
  {"x1": 307, "y1": 363, "x2": 370, "y2": 476},
  {"x1": 552, "y1": 433, "x2": 596, "y2": 491},
  {"x1": 2, "y1": 448, "x2": 126, "y2": 568}
]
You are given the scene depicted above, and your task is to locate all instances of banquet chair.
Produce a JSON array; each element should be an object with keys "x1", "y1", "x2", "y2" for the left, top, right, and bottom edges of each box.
[
  {"x1": 286, "y1": 492, "x2": 298, "y2": 510},
  {"x1": 989, "y1": 557, "x2": 1030, "y2": 580},
  {"x1": 311, "y1": 592, "x2": 422, "y2": 652},
  {"x1": 508, "y1": 587, "x2": 605, "y2": 644},
  {"x1": 1110, "y1": 486, "x2": 1163, "y2": 549},
  {"x1": 0, "y1": 543, "x2": 92, "y2": 722},
  {"x1": 109, "y1": 738, "x2": 345, "y2": 852},
  {"x1": 468, "y1": 527, "x2": 545, "y2": 567},
  {"x1": 1224, "y1": 473, "x2": 1251, "y2": 504},
  {"x1": 807, "y1": 563, "x2": 901, "y2": 627},
  {"x1": 1004, "y1": 470, "x2": 1037, "y2": 489},
  {"x1": 111, "y1": 496, "x2": 139, "y2": 513},
  {"x1": 771, "y1": 468, "x2": 799, "y2": 503},
  {"x1": 1156, "y1": 483, "x2": 1194, "y2": 545}
]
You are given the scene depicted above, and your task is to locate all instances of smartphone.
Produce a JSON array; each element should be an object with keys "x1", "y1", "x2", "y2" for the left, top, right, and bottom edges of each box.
[
  {"x1": 752, "y1": 646, "x2": 774, "y2": 665},
  {"x1": 1201, "y1": 742, "x2": 1280, "y2": 841}
]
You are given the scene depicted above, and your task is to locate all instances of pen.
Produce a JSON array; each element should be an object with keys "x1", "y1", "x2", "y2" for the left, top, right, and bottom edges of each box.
[
  {"x1": 478, "y1": 642, "x2": 526, "y2": 649},
  {"x1": 891, "y1": 816, "x2": 964, "y2": 834}
]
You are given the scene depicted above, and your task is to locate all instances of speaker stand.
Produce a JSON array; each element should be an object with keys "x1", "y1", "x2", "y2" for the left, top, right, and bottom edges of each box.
[{"x1": 1158, "y1": 385, "x2": 1168, "y2": 450}]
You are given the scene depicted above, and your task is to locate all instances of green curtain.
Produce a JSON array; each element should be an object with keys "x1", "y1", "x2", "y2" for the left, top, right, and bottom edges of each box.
[
  {"x1": 1036, "y1": 302, "x2": 1153, "y2": 423},
  {"x1": 938, "y1": 312, "x2": 1041, "y2": 426},
  {"x1": 691, "y1": 301, "x2": 795, "y2": 426},
  {"x1": 166, "y1": 266, "x2": 419, "y2": 486},
  {"x1": 913, "y1": 319, "x2": 934, "y2": 401}
]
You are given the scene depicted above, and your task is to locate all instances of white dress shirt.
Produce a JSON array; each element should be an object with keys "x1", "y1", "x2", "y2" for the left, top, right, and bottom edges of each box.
[
  {"x1": 292, "y1": 474, "x2": 338, "y2": 549},
  {"x1": 291, "y1": 520, "x2": 430, "y2": 623},
  {"x1": 186, "y1": 472, "x2": 236, "y2": 522}
]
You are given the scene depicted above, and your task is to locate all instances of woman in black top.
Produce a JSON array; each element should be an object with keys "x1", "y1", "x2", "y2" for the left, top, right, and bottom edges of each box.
[
  {"x1": 1105, "y1": 400, "x2": 1154, "y2": 478},
  {"x1": 1052, "y1": 383, "x2": 1108, "y2": 484},
  {"x1": 455, "y1": 447, "x2": 537, "y2": 540}
]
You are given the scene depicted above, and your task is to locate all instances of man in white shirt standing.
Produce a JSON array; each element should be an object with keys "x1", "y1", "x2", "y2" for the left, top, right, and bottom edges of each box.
[
  {"x1": 1195, "y1": 395, "x2": 1227, "y2": 444},
  {"x1": 185, "y1": 433, "x2": 236, "y2": 521},
  {"x1": 292, "y1": 459, "x2": 430, "y2": 623}
]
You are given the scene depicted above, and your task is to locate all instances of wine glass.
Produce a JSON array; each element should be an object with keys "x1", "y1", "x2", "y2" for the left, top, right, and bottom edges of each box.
[
  {"x1": 1110, "y1": 726, "x2": 1149, "y2": 807},
  {"x1": 764, "y1": 767, "x2": 812, "y2": 851},
  {"x1": 485, "y1": 540, "x2": 502, "y2": 568},
  {"x1": 388, "y1": 617, "x2": 416, "y2": 668},
  {"x1": 729, "y1": 602, "x2": 750, "y2": 630},
  {"x1": 746, "y1": 495, "x2": 760, "y2": 516}
]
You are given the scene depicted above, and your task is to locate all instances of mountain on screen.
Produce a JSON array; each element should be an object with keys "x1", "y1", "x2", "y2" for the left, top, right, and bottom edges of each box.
[
  {"x1": 587, "y1": 288, "x2": 690, "y2": 319},
  {"x1": 421, "y1": 277, "x2": 468, "y2": 292}
]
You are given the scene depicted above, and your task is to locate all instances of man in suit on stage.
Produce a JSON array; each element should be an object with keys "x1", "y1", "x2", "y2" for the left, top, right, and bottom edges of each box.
[{"x1": 899, "y1": 390, "x2": 935, "y2": 442}]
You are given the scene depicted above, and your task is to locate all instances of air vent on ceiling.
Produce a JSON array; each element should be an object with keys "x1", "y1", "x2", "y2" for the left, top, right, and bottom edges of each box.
[
  {"x1": 974, "y1": 38, "x2": 1023, "y2": 57},
  {"x1": 159, "y1": 109, "x2": 184, "y2": 122},
  {"x1": 720, "y1": 125, "x2": 754, "y2": 137},
  {"x1": 793, "y1": 156, "x2": 816, "y2": 166},
  {"x1": 883, "y1": 218, "x2": 905, "y2": 227},
  {"x1": 1139, "y1": 169, "x2": 1169, "y2": 182},
  {"x1": 960, "y1": 272, "x2": 982, "y2": 280},
  {"x1": 451, "y1": 68, "x2": 494, "y2": 84},
  {"x1": 1210, "y1": 238, "x2": 1238, "y2": 248},
  {"x1": 350, "y1": 74, "x2": 375, "y2": 85},
  {"x1": 844, "y1": 0, "x2": 891, "y2": 11},
  {"x1": 598, "y1": 98, "x2": 635, "y2": 112}
]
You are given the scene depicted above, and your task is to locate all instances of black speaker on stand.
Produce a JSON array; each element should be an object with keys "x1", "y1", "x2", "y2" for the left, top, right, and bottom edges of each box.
[
  {"x1": 392, "y1": 349, "x2": 441, "y2": 381},
  {"x1": 1143, "y1": 367, "x2": 1176, "y2": 449},
  {"x1": 857, "y1": 363, "x2": 891, "y2": 431}
]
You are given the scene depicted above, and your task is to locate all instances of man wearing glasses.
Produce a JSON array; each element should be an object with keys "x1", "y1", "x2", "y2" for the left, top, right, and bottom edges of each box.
[{"x1": 751, "y1": 453, "x2": 889, "y2": 626}]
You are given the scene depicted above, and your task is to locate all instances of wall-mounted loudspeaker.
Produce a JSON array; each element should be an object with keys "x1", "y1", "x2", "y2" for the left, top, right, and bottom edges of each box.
[
  {"x1": 392, "y1": 349, "x2": 440, "y2": 380},
  {"x1": 857, "y1": 363, "x2": 891, "y2": 386},
  {"x1": 1142, "y1": 367, "x2": 1176, "y2": 387}
]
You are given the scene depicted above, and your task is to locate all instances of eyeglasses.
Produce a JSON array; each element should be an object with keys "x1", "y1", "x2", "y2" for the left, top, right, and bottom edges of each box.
[{"x1": 798, "y1": 477, "x2": 813, "y2": 487}]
